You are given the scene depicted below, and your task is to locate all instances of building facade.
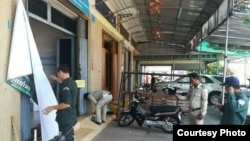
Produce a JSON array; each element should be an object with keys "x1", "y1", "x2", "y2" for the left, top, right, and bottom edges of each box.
[{"x1": 0, "y1": 0, "x2": 136, "y2": 140}]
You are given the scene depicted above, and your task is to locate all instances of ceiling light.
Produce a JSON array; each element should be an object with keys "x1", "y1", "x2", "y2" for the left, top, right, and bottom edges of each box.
[
  {"x1": 148, "y1": 0, "x2": 163, "y2": 16},
  {"x1": 152, "y1": 26, "x2": 165, "y2": 41}
]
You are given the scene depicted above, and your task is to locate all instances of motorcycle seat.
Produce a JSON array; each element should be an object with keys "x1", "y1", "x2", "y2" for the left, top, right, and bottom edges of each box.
[{"x1": 150, "y1": 105, "x2": 180, "y2": 115}]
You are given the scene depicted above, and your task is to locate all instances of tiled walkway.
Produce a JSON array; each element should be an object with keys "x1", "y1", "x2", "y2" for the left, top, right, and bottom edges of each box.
[{"x1": 75, "y1": 105, "x2": 250, "y2": 141}]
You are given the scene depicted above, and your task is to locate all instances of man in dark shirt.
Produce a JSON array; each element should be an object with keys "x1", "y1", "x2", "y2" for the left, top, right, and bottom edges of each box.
[
  {"x1": 215, "y1": 76, "x2": 249, "y2": 125},
  {"x1": 43, "y1": 64, "x2": 77, "y2": 141}
]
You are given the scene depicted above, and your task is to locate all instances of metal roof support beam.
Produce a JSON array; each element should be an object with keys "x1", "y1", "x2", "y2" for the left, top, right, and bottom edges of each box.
[{"x1": 134, "y1": 54, "x2": 218, "y2": 61}]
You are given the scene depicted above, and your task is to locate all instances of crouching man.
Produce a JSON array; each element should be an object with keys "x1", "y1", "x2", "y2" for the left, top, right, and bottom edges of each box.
[{"x1": 84, "y1": 90, "x2": 113, "y2": 125}]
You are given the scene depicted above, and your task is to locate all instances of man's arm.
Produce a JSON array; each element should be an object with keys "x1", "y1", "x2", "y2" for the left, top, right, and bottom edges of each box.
[
  {"x1": 50, "y1": 75, "x2": 62, "y2": 84},
  {"x1": 200, "y1": 88, "x2": 209, "y2": 116},
  {"x1": 228, "y1": 92, "x2": 248, "y2": 112},
  {"x1": 42, "y1": 103, "x2": 70, "y2": 115},
  {"x1": 176, "y1": 87, "x2": 192, "y2": 100},
  {"x1": 88, "y1": 93, "x2": 98, "y2": 104},
  {"x1": 176, "y1": 94, "x2": 188, "y2": 100}
]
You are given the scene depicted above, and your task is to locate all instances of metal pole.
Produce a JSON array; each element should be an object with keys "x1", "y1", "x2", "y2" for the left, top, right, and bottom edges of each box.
[
  {"x1": 116, "y1": 72, "x2": 125, "y2": 119},
  {"x1": 244, "y1": 57, "x2": 247, "y2": 85},
  {"x1": 221, "y1": 0, "x2": 231, "y2": 105}
]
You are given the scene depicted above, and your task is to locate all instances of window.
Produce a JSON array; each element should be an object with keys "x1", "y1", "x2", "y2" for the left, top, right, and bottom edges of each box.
[
  {"x1": 213, "y1": 76, "x2": 224, "y2": 82},
  {"x1": 201, "y1": 76, "x2": 213, "y2": 83},
  {"x1": 51, "y1": 8, "x2": 77, "y2": 34},
  {"x1": 28, "y1": 0, "x2": 47, "y2": 19},
  {"x1": 177, "y1": 76, "x2": 190, "y2": 83},
  {"x1": 28, "y1": 0, "x2": 77, "y2": 34}
]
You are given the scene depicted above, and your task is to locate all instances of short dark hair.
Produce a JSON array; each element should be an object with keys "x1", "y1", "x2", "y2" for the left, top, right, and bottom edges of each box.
[
  {"x1": 188, "y1": 73, "x2": 200, "y2": 80},
  {"x1": 57, "y1": 64, "x2": 70, "y2": 73}
]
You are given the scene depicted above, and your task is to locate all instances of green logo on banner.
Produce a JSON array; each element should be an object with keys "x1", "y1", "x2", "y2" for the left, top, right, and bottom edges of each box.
[{"x1": 7, "y1": 76, "x2": 32, "y2": 97}]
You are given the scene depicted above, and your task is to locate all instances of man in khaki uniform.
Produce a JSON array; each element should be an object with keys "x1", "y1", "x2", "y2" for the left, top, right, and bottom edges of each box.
[
  {"x1": 85, "y1": 90, "x2": 113, "y2": 125},
  {"x1": 176, "y1": 73, "x2": 208, "y2": 125}
]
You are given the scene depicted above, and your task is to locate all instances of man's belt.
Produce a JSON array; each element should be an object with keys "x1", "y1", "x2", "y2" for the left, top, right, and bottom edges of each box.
[{"x1": 191, "y1": 107, "x2": 201, "y2": 111}]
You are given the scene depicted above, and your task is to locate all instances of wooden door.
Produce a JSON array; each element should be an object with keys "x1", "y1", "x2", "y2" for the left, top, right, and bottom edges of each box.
[{"x1": 102, "y1": 47, "x2": 110, "y2": 90}]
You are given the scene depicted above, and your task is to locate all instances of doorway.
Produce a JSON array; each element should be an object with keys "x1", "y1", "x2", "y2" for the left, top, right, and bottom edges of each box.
[
  {"x1": 102, "y1": 34, "x2": 118, "y2": 97},
  {"x1": 56, "y1": 37, "x2": 75, "y2": 97},
  {"x1": 102, "y1": 41, "x2": 111, "y2": 90},
  {"x1": 56, "y1": 38, "x2": 75, "y2": 77}
]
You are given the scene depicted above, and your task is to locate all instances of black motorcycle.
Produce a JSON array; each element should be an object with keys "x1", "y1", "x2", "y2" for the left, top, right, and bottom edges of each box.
[
  {"x1": 161, "y1": 86, "x2": 187, "y2": 96},
  {"x1": 117, "y1": 92, "x2": 182, "y2": 133}
]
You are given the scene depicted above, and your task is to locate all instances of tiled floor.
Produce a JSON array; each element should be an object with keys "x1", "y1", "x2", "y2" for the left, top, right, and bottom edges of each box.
[
  {"x1": 30, "y1": 105, "x2": 250, "y2": 141},
  {"x1": 30, "y1": 110, "x2": 113, "y2": 141}
]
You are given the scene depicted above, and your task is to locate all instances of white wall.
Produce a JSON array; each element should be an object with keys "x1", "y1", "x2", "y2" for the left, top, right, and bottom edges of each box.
[{"x1": 228, "y1": 59, "x2": 250, "y2": 85}]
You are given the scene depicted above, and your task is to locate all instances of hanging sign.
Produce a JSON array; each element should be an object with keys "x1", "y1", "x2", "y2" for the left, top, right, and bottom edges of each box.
[{"x1": 69, "y1": 0, "x2": 90, "y2": 17}]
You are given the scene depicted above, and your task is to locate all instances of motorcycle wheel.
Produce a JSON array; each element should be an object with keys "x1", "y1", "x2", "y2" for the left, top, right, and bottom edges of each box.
[
  {"x1": 161, "y1": 116, "x2": 180, "y2": 133},
  {"x1": 117, "y1": 113, "x2": 134, "y2": 127}
]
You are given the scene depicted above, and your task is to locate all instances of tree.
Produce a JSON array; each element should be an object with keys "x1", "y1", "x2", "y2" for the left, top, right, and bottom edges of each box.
[
  {"x1": 206, "y1": 62, "x2": 234, "y2": 75},
  {"x1": 233, "y1": 0, "x2": 250, "y2": 12}
]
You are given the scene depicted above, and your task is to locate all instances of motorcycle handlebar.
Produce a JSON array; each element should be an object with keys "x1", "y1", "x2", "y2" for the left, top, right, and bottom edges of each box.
[{"x1": 134, "y1": 93, "x2": 147, "y2": 104}]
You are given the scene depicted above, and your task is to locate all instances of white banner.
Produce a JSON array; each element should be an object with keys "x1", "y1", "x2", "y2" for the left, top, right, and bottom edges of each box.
[{"x1": 7, "y1": 0, "x2": 59, "y2": 140}]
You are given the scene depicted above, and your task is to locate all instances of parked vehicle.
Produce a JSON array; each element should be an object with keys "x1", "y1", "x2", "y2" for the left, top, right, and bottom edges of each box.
[
  {"x1": 117, "y1": 91, "x2": 182, "y2": 133},
  {"x1": 139, "y1": 83, "x2": 178, "y2": 94},
  {"x1": 154, "y1": 74, "x2": 224, "y2": 105},
  {"x1": 139, "y1": 83, "x2": 152, "y2": 92}
]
